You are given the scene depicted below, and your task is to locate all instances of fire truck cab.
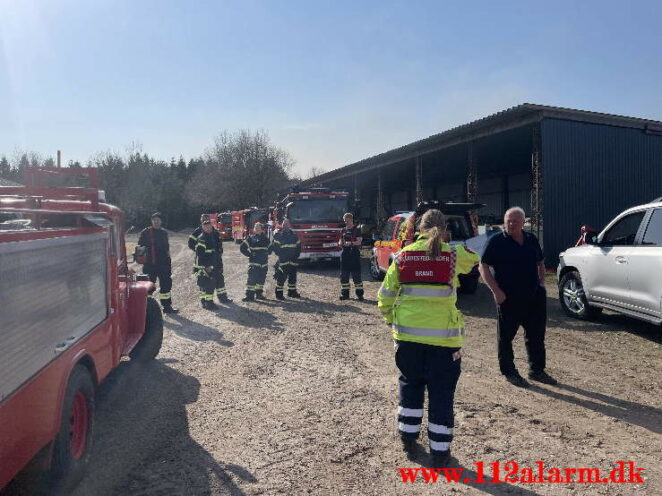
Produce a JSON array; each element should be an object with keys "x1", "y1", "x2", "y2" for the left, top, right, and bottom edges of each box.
[
  {"x1": 370, "y1": 201, "x2": 484, "y2": 294},
  {"x1": 210, "y1": 211, "x2": 233, "y2": 240},
  {"x1": 231, "y1": 207, "x2": 271, "y2": 243},
  {"x1": 272, "y1": 187, "x2": 351, "y2": 261},
  {"x1": 0, "y1": 168, "x2": 163, "y2": 493}
]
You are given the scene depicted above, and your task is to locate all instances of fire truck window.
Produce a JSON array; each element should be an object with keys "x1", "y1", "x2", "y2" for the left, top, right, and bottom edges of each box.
[
  {"x1": 0, "y1": 213, "x2": 36, "y2": 231},
  {"x1": 40, "y1": 213, "x2": 79, "y2": 228},
  {"x1": 446, "y1": 216, "x2": 472, "y2": 241},
  {"x1": 382, "y1": 220, "x2": 396, "y2": 240}
]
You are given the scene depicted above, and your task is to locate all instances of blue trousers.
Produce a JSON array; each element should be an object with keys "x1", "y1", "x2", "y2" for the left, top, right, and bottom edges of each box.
[{"x1": 395, "y1": 340, "x2": 461, "y2": 454}]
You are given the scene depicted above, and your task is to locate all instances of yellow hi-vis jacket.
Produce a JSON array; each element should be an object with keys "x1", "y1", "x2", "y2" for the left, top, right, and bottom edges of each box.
[{"x1": 377, "y1": 235, "x2": 480, "y2": 348}]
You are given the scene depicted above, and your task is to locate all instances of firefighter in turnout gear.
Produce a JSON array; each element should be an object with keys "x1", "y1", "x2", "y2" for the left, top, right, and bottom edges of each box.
[
  {"x1": 195, "y1": 220, "x2": 232, "y2": 309},
  {"x1": 188, "y1": 213, "x2": 211, "y2": 251},
  {"x1": 138, "y1": 212, "x2": 178, "y2": 313},
  {"x1": 271, "y1": 219, "x2": 301, "y2": 300},
  {"x1": 339, "y1": 212, "x2": 364, "y2": 300},
  {"x1": 377, "y1": 209, "x2": 480, "y2": 467},
  {"x1": 240, "y1": 222, "x2": 270, "y2": 301}
]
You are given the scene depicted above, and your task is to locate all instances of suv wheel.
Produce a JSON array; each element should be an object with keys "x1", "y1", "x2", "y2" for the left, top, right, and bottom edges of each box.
[
  {"x1": 369, "y1": 254, "x2": 384, "y2": 281},
  {"x1": 559, "y1": 270, "x2": 602, "y2": 320}
]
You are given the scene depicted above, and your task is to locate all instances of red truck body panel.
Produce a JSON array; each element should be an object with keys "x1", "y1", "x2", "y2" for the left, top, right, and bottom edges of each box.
[{"x1": 0, "y1": 168, "x2": 154, "y2": 490}]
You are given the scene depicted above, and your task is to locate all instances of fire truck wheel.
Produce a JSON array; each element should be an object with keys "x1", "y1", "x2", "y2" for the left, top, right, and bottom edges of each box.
[
  {"x1": 50, "y1": 365, "x2": 95, "y2": 493},
  {"x1": 457, "y1": 273, "x2": 479, "y2": 294},
  {"x1": 130, "y1": 297, "x2": 164, "y2": 361}
]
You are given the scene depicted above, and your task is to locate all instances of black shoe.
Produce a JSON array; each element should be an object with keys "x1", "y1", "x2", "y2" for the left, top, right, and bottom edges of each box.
[
  {"x1": 505, "y1": 372, "x2": 530, "y2": 388},
  {"x1": 339, "y1": 295, "x2": 350, "y2": 300},
  {"x1": 255, "y1": 292, "x2": 267, "y2": 300},
  {"x1": 218, "y1": 295, "x2": 233, "y2": 303},
  {"x1": 431, "y1": 450, "x2": 451, "y2": 467},
  {"x1": 275, "y1": 293, "x2": 285, "y2": 300},
  {"x1": 242, "y1": 295, "x2": 255, "y2": 302},
  {"x1": 201, "y1": 300, "x2": 208, "y2": 309},
  {"x1": 401, "y1": 436, "x2": 417, "y2": 454},
  {"x1": 162, "y1": 305, "x2": 179, "y2": 314},
  {"x1": 356, "y1": 295, "x2": 365, "y2": 301},
  {"x1": 287, "y1": 291, "x2": 301, "y2": 298},
  {"x1": 206, "y1": 301, "x2": 218, "y2": 310},
  {"x1": 528, "y1": 371, "x2": 558, "y2": 385}
]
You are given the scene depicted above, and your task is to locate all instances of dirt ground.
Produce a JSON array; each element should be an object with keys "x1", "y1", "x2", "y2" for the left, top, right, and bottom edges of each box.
[{"x1": 47, "y1": 234, "x2": 662, "y2": 494}]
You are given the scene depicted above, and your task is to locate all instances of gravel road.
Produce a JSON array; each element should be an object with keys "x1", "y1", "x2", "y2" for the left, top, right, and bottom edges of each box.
[{"x1": 61, "y1": 234, "x2": 661, "y2": 495}]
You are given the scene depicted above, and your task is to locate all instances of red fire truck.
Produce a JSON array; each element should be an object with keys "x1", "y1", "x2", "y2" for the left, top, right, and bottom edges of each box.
[
  {"x1": 272, "y1": 188, "x2": 351, "y2": 261},
  {"x1": 0, "y1": 168, "x2": 163, "y2": 493},
  {"x1": 210, "y1": 211, "x2": 233, "y2": 240},
  {"x1": 231, "y1": 207, "x2": 270, "y2": 243}
]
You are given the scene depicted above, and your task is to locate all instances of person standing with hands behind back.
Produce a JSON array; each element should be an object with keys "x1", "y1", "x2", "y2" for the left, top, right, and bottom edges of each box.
[
  {"x1": 338, "y1": 212, "x2": 364, "y2": 300},
  {"x1": 479, "y1": 207, "x2": 557, "y2": 388}
]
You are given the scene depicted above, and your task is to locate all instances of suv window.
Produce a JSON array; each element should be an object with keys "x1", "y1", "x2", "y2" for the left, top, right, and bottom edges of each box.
[
  {"x1": 601, "y1": 211, "x2": 645, "y2": 246},
  {"x1": 382, "y1": 220, "x2": 396, "y2": 240},
  {"x1": 642, "y1": 208, "x2": 662, "y2": 246}
]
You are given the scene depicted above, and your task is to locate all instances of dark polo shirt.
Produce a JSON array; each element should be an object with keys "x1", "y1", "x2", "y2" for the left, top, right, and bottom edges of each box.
[{"x1": 481, "y1": 231, "x2": 544, "y2": 300}]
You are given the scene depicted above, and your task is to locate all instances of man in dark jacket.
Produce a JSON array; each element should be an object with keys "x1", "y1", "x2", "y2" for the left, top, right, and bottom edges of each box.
[
  {"x1": 195, "y1": 220, "x2": 232, "y2": 309},
  {"x1": 138, "y1": 212, "x2": 178, "y2": 313},
  {"x1": 188, "y1": 214, "x2": 211, "y2": 251},
  {"x1": 240, "y1": 222, "x2": 270, "y2": 302},
  {"x1": 271, "y1": 219, "x2": 301, "y2": 300},
  {"x1": 190, "y1": 214, "x2": 231, "y2": 304},
  {"x1": 338, "y1": 212, "x2": 364, "y2": 300}
]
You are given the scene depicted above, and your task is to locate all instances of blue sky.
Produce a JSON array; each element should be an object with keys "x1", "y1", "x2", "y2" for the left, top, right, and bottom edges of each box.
[{"x1": 1, "y1": 0, "x2": 661, "y2": 176}]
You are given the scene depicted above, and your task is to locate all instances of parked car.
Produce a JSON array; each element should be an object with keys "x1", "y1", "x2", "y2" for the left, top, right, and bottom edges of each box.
[
  {"x1": 557, "y1": 198, "x2": 662, "y2": 324},
  {"x1": 369, "y1": 201, "x2": 484, "y2": 294}
]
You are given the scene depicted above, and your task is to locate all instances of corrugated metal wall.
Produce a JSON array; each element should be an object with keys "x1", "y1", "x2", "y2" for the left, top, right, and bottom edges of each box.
[{"x1": 542, "y1": 118, "x2": 662, "y2": 266}]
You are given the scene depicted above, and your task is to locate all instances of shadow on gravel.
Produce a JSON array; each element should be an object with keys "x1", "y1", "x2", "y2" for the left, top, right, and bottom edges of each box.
[
  {"x1": 165, "y1": 314, "x2": 235, "y2": 347},
  {"x1": 546, "y1": 301, "x2": 662, "y2": 344},
  {"x1": 213, "y1": 305, "x2": 286, "y2": 333},
  {"x1": 70, "y1": 359, "x2": 256, "y2": 496},
  {"x1": 531, "y1": 383, "x2": 662, "y2": 434},
  {"x1": 274, "y1": 297, "x2": 367, "y2": 316}
]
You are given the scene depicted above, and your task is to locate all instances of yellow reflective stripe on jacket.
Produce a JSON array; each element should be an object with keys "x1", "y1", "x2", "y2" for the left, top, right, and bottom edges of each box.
[
  {"x1": 400, "y1": 286, "x2": 456, "y2": 297},
  {"x1": 279, "y1": 243, "x2": 298, "y2": 248},
  {"x1": 392, "y1": 324, "x2": 465, "y2": 338}
]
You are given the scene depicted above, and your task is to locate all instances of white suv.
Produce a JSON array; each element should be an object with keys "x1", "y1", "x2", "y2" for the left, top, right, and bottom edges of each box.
[{"x1": 557, "y1": 199, "x2": 662, "y2": 324}]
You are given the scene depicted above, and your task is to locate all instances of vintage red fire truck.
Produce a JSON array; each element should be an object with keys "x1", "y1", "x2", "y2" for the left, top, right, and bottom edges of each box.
[
  {"x1": 210, "y1": 211, "x2": 233, "y2": 240},
  {"x1": 0, "y1": 168, "x2": 163, "y2": 493},
  {"x1": 369, "y1": 200, "x2": 484, "y2": 293},
  {"x1": 272, "y1": 187, "x2": 351, "y2": 261},
  {"x1": 231, "y1": 207, "x2": 270, "y2": 243}
]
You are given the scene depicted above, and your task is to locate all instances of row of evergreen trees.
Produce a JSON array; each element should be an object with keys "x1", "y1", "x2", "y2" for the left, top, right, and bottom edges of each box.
[{"x1": 0, "y1": 131, "x2": 306, "y2": 231}]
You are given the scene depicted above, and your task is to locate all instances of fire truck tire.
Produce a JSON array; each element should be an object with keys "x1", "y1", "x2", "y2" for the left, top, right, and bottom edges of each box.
[
  {"x1": 130, "y1": 298, "x2": 164, "y2": 361},
  {"x1": 457, "y1": 273, "x2": 479, "y2": 294},
  {"x1": 50, "y1": 365, "x2": 95, "y2": 493}
]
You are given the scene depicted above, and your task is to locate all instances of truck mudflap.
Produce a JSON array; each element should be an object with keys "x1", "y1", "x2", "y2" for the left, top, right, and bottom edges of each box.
[{"x1": 0, "y1": 233, "x2": 108, "y2": 403}]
